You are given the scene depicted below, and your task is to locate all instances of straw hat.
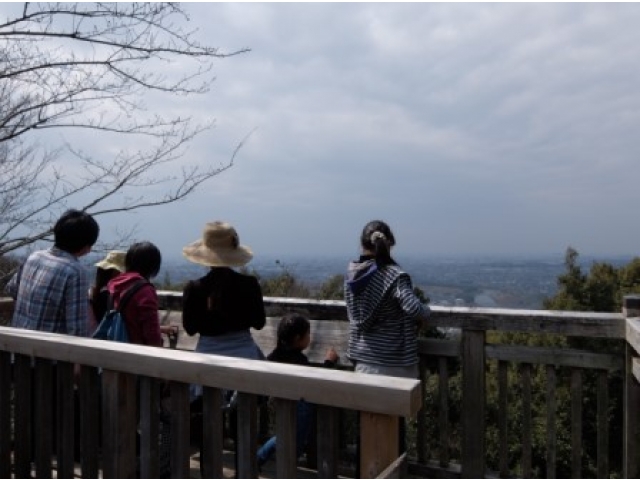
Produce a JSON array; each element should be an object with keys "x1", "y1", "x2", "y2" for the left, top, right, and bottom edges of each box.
[
  {"x1": 183, "y1": 221, "x2": 253, "y2": 267},
  {"x1": 95, "y1": 250, "x2": 126, "y2": 272}
]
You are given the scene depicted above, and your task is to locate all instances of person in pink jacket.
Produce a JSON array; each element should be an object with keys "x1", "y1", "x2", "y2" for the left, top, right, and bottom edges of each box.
[{"x1": 107, "y1": 241, "x2": 173, "y2": 346}]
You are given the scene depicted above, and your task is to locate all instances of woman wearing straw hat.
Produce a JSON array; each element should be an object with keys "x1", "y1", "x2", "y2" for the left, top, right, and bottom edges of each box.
[
  {"x1": 182, "y1": 221, "x2": 266, "y2": 370},
  {"x1": 90, "y1": 250, "x2": 126, "y2": 326},
  {"x1": 181, "y1": 222, "x2": 265, "y2": 480}
]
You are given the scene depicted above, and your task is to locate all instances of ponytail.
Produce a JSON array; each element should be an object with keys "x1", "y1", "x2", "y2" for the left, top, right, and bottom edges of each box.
[{"x1": 360, "y1": 220, "x2": 397, "y2": 267}]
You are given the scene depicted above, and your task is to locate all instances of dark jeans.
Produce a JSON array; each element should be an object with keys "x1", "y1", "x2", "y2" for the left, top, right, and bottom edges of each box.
[{"x1": 256, "y1": 400, "x2": 314, "y2": 464}]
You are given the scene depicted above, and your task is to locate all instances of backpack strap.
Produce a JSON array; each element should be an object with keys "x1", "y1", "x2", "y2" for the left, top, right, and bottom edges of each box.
[{"x1": 110, "y1": 279, "x2": 150, "y2": 313}]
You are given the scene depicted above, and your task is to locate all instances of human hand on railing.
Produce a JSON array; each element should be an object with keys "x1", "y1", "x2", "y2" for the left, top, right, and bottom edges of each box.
[
  {"x1": 325, "y1": 346, "x2": 339, "y2": 364},
  {"x1": 161, "y1": 324, "x2": 179, "y2": 349}
]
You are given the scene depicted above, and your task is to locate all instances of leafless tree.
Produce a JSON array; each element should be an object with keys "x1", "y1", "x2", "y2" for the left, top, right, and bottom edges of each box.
[{"x1": 0, "y1": 2, "x2": 250, "y2": 257}]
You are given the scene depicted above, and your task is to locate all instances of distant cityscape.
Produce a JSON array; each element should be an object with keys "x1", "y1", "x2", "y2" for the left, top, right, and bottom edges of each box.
[{"x1": 151, "y1": 254, "x2": 636, "y2": 310}]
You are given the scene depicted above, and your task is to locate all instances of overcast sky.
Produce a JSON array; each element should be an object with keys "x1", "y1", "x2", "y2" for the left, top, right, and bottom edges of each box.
[{"x1": 17, "y1": 3, "x2": 640, "y2": 260}]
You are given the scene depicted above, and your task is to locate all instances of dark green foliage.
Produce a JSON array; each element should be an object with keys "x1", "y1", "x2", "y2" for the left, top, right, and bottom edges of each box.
[
  {"x1": 316, "y1": 274, "x2": 345, "y2": 300},
  {"x1": 543, "y1": 246, "x2": 640, "y2": 312},
  {"x1": 258, "y1": 260, "x2": 311, "y2": 298},
  {"x1": 483, "y1": 246, "x2": 638, "y2": 478},
  {"x1": 484, "y1": 332, "x2": 574, "y2": 477},
  {"x1": 158, "y1": 271, "x2": 187, "y2": 292},
  {"x1": 413, "y1": 285, "x2": 430, "y2": 305}
]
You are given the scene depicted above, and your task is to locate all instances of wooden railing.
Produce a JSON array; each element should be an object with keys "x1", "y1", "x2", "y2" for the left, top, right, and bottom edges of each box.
[
  {"x1": 2, "y1": 293, "x2": 640, "y2": 478},
  {"x1": 415, "y1": 306, "x2": 628, "y2": 479},
  {"x1": 158, "y1": 292, "x2": 640, "y2": 478},
  {"x1": 623, "y1": 294, "x2": 640, "y2": 479},
  {"x1": 0, "y1": 310, "x2": 420, "y2": 478}
]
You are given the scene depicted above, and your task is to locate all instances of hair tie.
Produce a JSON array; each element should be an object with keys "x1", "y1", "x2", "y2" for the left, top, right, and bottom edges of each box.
[{"x1": 370, "y1": 231, "x2": 386, "y2": 244}]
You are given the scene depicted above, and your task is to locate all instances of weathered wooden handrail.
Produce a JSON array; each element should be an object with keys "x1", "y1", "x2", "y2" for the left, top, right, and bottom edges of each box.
[
  {"x1": 0, "y1": 321, "x2": 419, "y2": 479},
  {"x1": 160, "y1": 291, "x2": 626, "y2": 338},
  {"x1": 0, "y1": 326, "x2": 419, "y2": 416}
]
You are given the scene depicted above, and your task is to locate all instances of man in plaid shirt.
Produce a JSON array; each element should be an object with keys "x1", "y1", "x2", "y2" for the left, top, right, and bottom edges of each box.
[{"x1": 8, "y1": 209, "x2": 100, "y2": 337}]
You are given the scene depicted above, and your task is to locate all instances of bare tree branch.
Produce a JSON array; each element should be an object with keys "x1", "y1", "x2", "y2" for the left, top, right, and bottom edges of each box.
[{"x1": 0, "y1": 2, "x2": 252, "y2": 257}]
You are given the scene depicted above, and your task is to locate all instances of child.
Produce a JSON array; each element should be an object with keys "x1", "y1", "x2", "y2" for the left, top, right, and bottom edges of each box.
[
  {"x1": 90, "y1": 250, "x2": 126, "y2": 327},
  {"x1": 256, "y1": 313, "x2": 339, "y2": 468}
]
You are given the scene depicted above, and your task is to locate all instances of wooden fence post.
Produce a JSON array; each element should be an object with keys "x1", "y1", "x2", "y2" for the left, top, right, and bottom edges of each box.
[
  {"x1": 201, "y1": 386, "x2": 224, "y2": 479},
  {"x1": 0, "y1": 352, "x2": 11, "y2": 479},
  {"x1": 102, "y1": 370, "x2": 137, "y2": 479},
  {"x1": 56, "y1": 361, "x2": 76, "y2": 479},
  {"x1": 237, "y1": 393, "x2": 258, "y2": 479},
  {"x1": 360, "y1": 412, "x2": 399, "y2": 478},
  {"x1": 14, "y1": 354, "x2": 32, "y2": 479},
  {"x1": 80, "y1": 365, "x2": 101, "y2": 479},
  {"x1": 461, "y1": 328, "x2": 486, "y2": 478},
  {"x1": 317, "y1": 405, "x2": 340, "y2": 478},
  {"x1": 275, "y1": 398, "x2": 298, "y2": 478},
  {"x1": 170, "y1": 381, "x2": 191, "y2": 479},
  {"x1": 139, "y1": 377, "x2": 160, "y2": 479},
  {"x1": 624, "y1": 295, "x2": 640, "y2": 479},
  {"x1": 34, "y1": 358, "x2": 53, "y2": 479}
]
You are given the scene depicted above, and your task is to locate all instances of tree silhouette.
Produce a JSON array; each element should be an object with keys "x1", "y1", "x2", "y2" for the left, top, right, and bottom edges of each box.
[{"x1": 0, "y1": 2, "x2": 250, "y2": 256}]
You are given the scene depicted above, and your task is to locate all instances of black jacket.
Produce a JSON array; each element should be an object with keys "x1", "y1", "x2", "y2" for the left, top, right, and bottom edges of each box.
[
  {"x1": 268, "y1": 346, "x2": 337, "y2": 368},
  {"x1": 182, "y1": 267, "x2": 266, "y2": 337}
]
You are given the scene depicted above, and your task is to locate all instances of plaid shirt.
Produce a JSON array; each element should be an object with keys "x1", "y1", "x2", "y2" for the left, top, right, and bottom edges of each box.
[{"x1": 10, "y1": 247, "x2": 90, "y2": 337}]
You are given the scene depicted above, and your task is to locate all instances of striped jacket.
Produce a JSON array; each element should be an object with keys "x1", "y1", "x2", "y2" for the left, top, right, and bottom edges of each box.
[{"x1": 345, "y1": 258, "x2": 428, "y2": 367}]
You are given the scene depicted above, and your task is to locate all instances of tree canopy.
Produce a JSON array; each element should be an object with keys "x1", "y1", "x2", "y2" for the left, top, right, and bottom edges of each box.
[{"x1": 544, "y1": 247, "x2": 640, "y2": 312}]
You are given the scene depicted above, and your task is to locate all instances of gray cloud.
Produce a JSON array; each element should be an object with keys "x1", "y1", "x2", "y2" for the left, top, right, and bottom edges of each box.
[{"x1": 7, "y1": 3, "x2": 640, "y2": 258}]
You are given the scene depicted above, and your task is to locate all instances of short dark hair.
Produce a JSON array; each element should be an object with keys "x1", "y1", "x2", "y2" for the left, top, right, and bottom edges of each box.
[
  {"x1": 277, "y1": 313, "x2": 310, "y2": 350},
  {"x1": 53, "y1": 209, "x2": 99, "y2": 253},
  {"x1": 125, "y1": 242, "x2": 162, "y2": 279},
  {"x1": 360, "y1": 220, "x2": 397, "y2": 267}
]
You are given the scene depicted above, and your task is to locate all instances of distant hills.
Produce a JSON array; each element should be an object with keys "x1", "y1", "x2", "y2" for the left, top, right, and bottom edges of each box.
[{"x1": 154, "y1": 254, "x2": 636, "y2": 310}]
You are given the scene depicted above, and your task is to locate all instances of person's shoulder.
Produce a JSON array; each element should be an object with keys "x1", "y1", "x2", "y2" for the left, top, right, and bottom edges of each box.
[
  {"x1": 232, "y1": 269, "x2": 260, "y2": 286},
  {"x1": 25, "y1": 248, "x2": 59, "y2": 265},
  {"x1": 183, "y1": 274, "x2": 207, "y2": 291},
  {"x1": 229, "y1": 268, "x2": 254, "y2": 278},
  {"x1": 41, "y1": 248, "x2": 85, "y2": 275},
  {"x1": 267, "y1": 348, "x2": 308, "y2": 365},
  {"x1": 299, "y1": 351, "x2": 310, "y2": 364},
  {"x1": 378, "y1": 264, "x2": 407, "y2": 279}
]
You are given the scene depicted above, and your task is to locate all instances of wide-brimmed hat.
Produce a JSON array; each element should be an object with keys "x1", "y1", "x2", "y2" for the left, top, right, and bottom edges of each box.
[
  {"x1": 183, "y1": 221, "x2": 253, "y2": 267},
  {"x1": 95, "y1": 250, "x2": 126, "y2": 272}
]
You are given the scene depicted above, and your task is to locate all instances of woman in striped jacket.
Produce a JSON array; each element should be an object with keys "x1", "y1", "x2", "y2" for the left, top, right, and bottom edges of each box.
[{"x1": 344, "y1": 220, "x2": 429, "y2": 379}]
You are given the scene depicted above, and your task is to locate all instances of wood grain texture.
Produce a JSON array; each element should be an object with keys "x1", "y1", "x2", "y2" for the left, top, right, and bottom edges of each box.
[
  {"x1": 275, "y1": 398, "x2": 297, "y2": 478},
  {"x1": 0, "y1": 326, "x2": 420, "y2": 417},
  {"x1": 0, "y1": 352, "x2": 10, "y2": 479},
  {"x1": 360, "y1": 412, "x2": 399, "y2": 479}
]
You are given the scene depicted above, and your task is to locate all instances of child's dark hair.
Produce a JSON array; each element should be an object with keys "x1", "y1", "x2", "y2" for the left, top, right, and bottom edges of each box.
[
  {"x1": 53, "y1": 209, "x2": 100, "y2": 253},
  {"x1": 360, "y1": 220, "x2": 397, "y2": 267},
  {"x1": 125, "y1": 241, "x2": 162, "y2": 279},
  {"x1": 277, "y1": 313, "x2": 310, "y2": 350}
]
